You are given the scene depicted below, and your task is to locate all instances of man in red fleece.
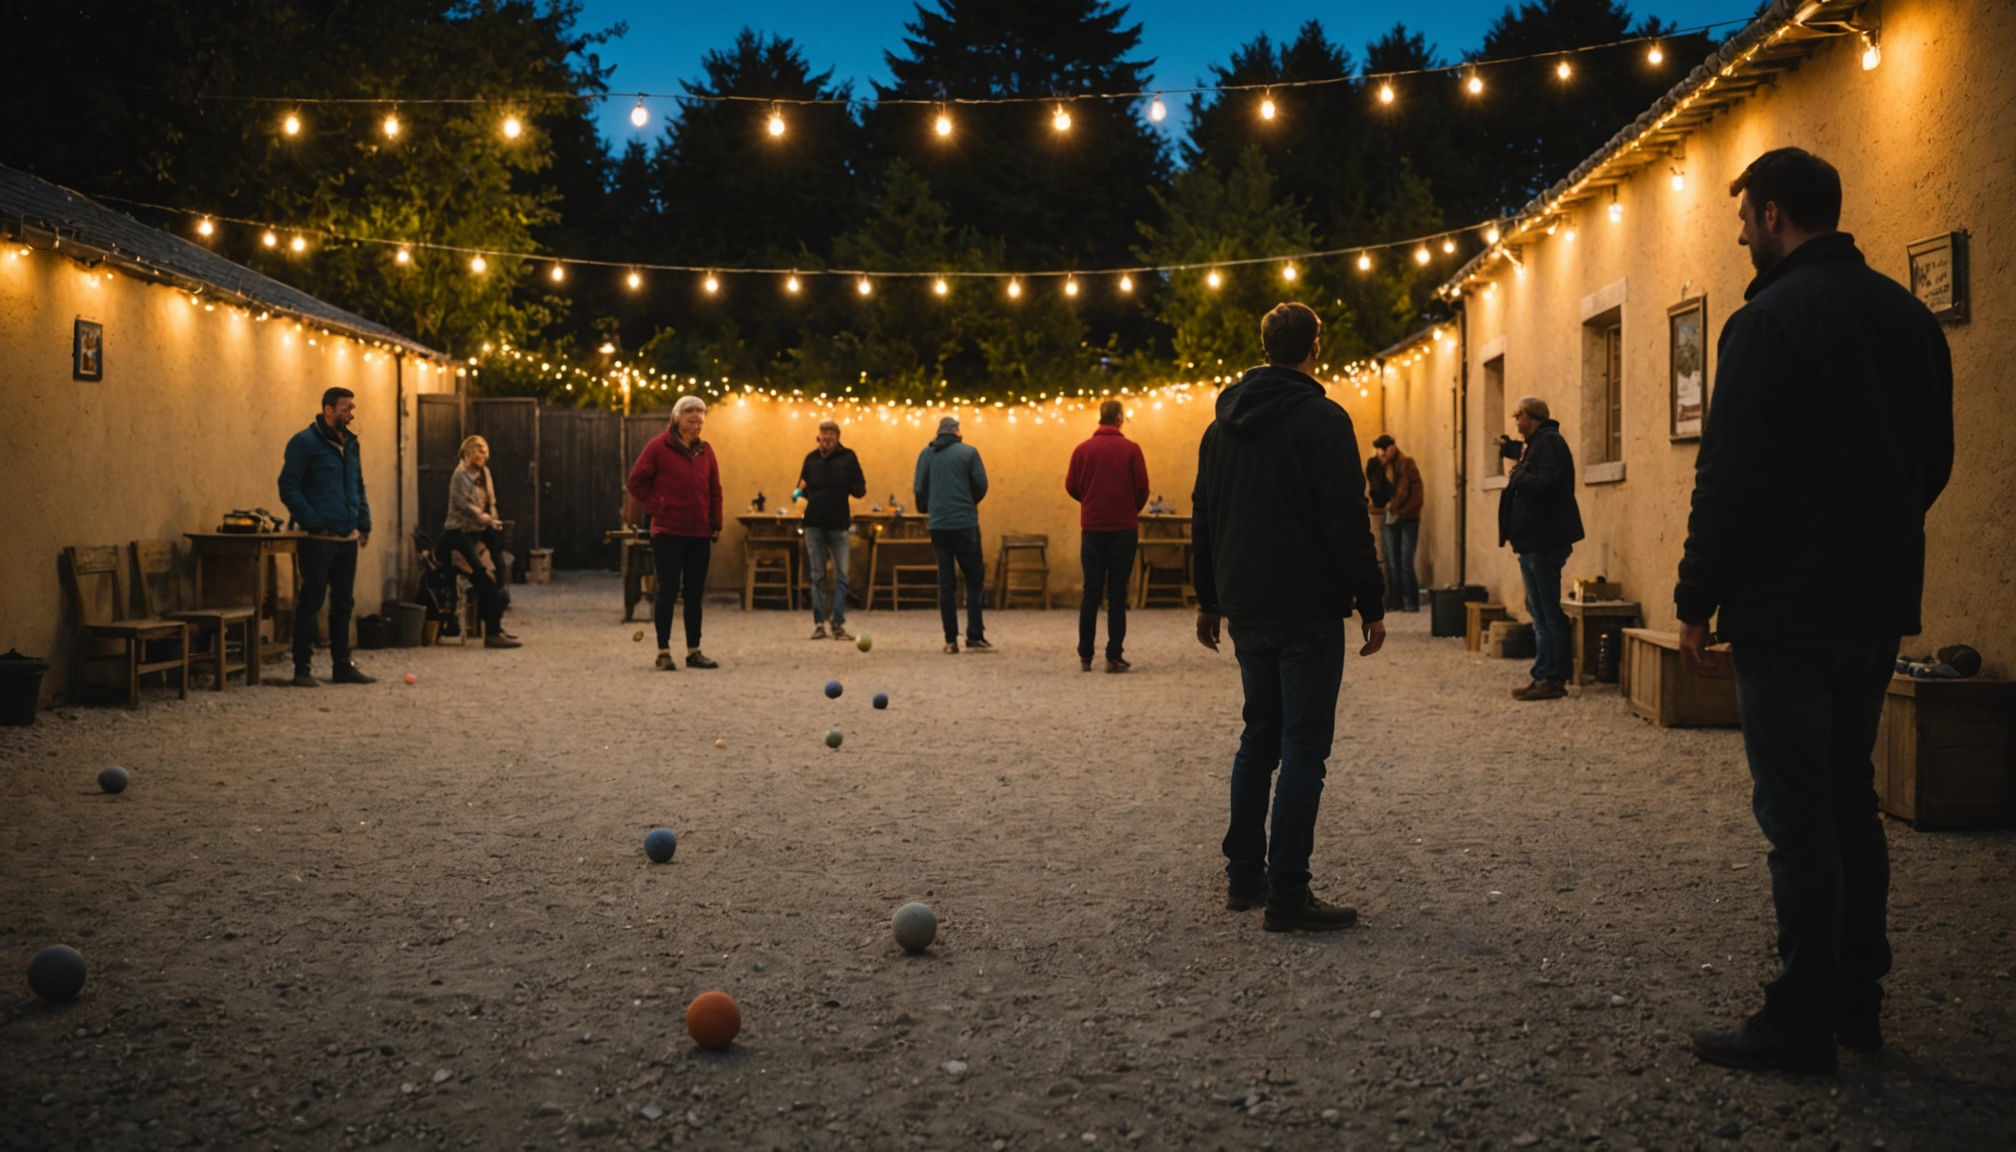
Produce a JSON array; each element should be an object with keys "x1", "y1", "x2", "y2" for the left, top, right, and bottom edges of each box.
[{"x1": 1066, "y1": 399, "x2": 1150, "y2": 672}]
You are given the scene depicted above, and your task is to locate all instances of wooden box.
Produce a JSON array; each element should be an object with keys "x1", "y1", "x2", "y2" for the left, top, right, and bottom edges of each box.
[
  {"x1": 1873, "y1": 676, "x2": 2015, "y2": 829},
  {"x1": 1486, "y1": 621, "x2": 1535, "y2": 659},
  {"x1": 1465, "y1": 602, "x2": 1511, "y2": 652},
  {"x1": 1569, "y1": 578, "x2": 1624, "y2": 603},
  {"x1": 1620, "y1": 628, "x2": 1740, "y2": 728},
  {"x1": 527, "y1": 548, "x2": 553, "y2": 585}
]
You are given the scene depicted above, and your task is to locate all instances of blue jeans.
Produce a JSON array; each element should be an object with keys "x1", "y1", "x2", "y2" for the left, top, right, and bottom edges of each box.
[
  {"x1": 1517, "y1": 545, "x2": 1573, "y2": 684},
  {"x1": 1733, "y1": 633, "x2": 1898, "y2": 1036},
  {"x1": 804, "y1": 527, "x2": 851, "y2": 626},
  {"x1": 1382, "y1": 519, "x2": 1420, "y2": 608},
  {"x1": 1078, "y1": 529, "x2": 1137, "y2": 661},
  {"x1": 929, "y1": 527, "x2": 986, "y2": 643},
  {"x1": 1223, "y1": 618, "x2": 1346, "y2": 901}
]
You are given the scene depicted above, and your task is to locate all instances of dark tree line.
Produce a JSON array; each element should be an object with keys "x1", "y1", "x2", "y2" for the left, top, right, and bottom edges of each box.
[{"x1": 1, "y1": 0, "x2": 1709, "y2": 402}]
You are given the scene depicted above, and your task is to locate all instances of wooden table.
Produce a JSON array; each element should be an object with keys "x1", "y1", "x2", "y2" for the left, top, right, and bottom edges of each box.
[
  {"x1": 1561, "y1": 598, "x2": 1641, "y2": 685},
  {"x1": 183, "y1": 532, "x2": 305, "y2": 665},
  {"x1": 1135, "y1": 514, "x2": 1192, "y2": 608},
  {"x1": 604, "y1": 529, "x2": 655, "y2": 621},
  {"x1": 855, "y1": 512, "x2": 934, "y2": 611}
]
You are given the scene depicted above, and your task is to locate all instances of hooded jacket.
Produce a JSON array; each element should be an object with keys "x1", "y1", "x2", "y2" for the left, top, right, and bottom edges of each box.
[
  {"x1": 278, "y1": 416, "x2": 370, "y2": 536},
  {"x1": 1065, "y1": 424, "x2": 1150, "y2": 532},
  {"x1": 1191, "y1": 365, "x2": 1384, "y2": 624},
  {"x1": 1496, "y1": 419, "x2": 1584, "y2": 553},
  {"x1": 627, "y1": 430, "x2": 723, "y2": 538},
  {"x1": 912, "y1": 433, "x2": 988, "y2": 531},
  {"x1": 1676, "y1": 232, "x2": 1952, "y2": 639}
]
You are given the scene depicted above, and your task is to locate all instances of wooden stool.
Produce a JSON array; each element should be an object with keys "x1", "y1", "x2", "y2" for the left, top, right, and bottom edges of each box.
[
  {"x1": 1465, "y1": 602, "x2": 1510, "y2": 652},
  {"x1": 744, "y1": 541, "x2": 794, "y2": 610},
  {"x1": 891, "y1": 565, "x2": 941, "y2": 609},
  {"x1": 133, "y1": 540, "x2": 255, "y2": 689},
  {"x1": 994, "y1": 534, "x2": 1050, "y2": 609}
]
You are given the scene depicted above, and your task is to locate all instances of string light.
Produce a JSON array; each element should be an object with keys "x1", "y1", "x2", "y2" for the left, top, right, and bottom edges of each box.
[
  {"x1": 382, "y1": 113, "x2": 401, "y2": 138},
  {"x1": 856, "y1": 277, "x2": 872, "y2": 296},
  {"x1": 703, "y1": 273, "x2": 718, "y2": 293},
  {"x1": 1564, "y1": 225, "x2": 1578, "y2": 242},
  {"x1": 1205, "y1": 269, "x2": 1222, "y2": 289},
  {"x1": 1007, "y1": 279, "x2": 1023, "y2": 298},
  {"x1": 502, "y1": 116, "x2": 522, "y2": 140},
  {"x1": 627, "y1": 269, "x2": 642, "y2": 289},
  {"x1": 1378, "y1": 82, "x2": 1395, "y2": 105},
  {"x1": 395, "y1": 247, "x2": 411, "y2": 264},
  {"x1": 785, "y1": 274, "x2": 800, "y2": 294},
  {"x1": 1860, "y1": 31, "x2": 1880, "y2": 70},
  {"x1": 1609, "y1": 201, "x2": 1623, "y2": 223},
  {"x1": 1357, "y1": 253, "x2": 1373, "y2": 271},
  {"x1": 1556, "y1": 60, "x2": 1573, "y2": 81},
  {"x1": 767, "y1": 106, "x2": 786, "y2": 137},
  {"x1": 1670, "y1": 169, "x2": 1686, "y2": 192},
  {"x1": 1148, "y1": 94, "x2": 1166, "y2": 122},
  {"x1": 1414, "y1": 246, "x2": 1431, "y2": 265},
  {"x1": 196, "y1": 218, "x2": 214, "y2": 238},
  {"x1": 933, "y1": 277, "x2": 948, "y2": 295},
  {"x1": 1118, "y1": 274, "x2": 1133, "y2": 293},
  {"x1": 1465, "y1": 73, "x2": 1484, "y2": 96},
  {"x1": 1052, "y1": 105, "x2": 1072, "y2": 132},
  {"x1": 1484, "y1": 225, "x2": 1500, "y2": 244},
  {"x1": 934, "y1": 108, "x2": 953, "y2": 137},
  {"x1": 550, "y1": 264, "x2": 566, "y2": 282},
  {"x1": 262, "y1": 231, "x2": 277, "y2": 247},
  {"x1": 470, "y1": 255, "x2": 487, "y2": 273},
  {"x1": 289, "y1": 236, "x2": 306, "y2": 253},
  {"x1": 1259, "y1": 92, "x2": 1277, "y2": 121},
  {"x1": 1647, "y1": 43, "x2": 1665, "y2": 65},
  {"x1": 630, "y1": 97, "x2": 649, "y2": 128},
  {"x1": 1442, "y1": 238, "x2": 1456, "y2": 254},
  {"x1": 283, "y1": 114, "x2": 301, "y2": 136},
  {"x1": 1064, "y1": 277, "x2": 1079, "y2": 297},
  {"x1": 1281, "y1": 263, "x2": 1297, "y2": 281}
]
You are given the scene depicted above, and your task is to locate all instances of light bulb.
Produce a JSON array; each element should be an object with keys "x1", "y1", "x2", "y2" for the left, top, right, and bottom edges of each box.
[
  {"x1": 197, "y1": 218, "x2": 214, "y2": 237},
  {"x1": 1064, "y1": 278, "x2": 1079, "y2": 297},
  {"x1": 1281, "y1": 264, "x2": 1297, "y2": 281},
  {"x1": 785, "y1": 275, "x2": 800, "y2": 293},
  {"x1": 1205, "y1": 269, "x2": 1221, "y2": 289},
  {"x1": 502, "y1": 116, "x2": 522, "y2": 139},
  {"x1": 1861, "y1": 33, "x2": 1880, "y2": 70},
  {"x1": 856, "y1": 277, "x2": 872, "y2": 296},
  {"x1": 1484, "y1": 225, "x2": 1500, "y2": 244},
  {"x1": 551, "y1": 264, "x2": 566, "y2": 282},
  {"x1": 1414, "y1": 246, "x2": 1431, "y2": 265},
  {"x1": 262, "y1": 231, "x2": 277, "y2": 248},
  {"x1": 1565, "y1": 226, "x2": 1578, "y2": 242},
  {"x1": 1149, "y1": 95, "x2": 1166, "y2": 122},
  {"x1": 1118, "y1": 274, "x2": 1133, "y2": 292},
  {"x1": 1007, "y1": 279, "x2": 1022, "y2": 298},
  {"x1": 1052, "y1": 105, "x2": 1071, "y2": 132},
  {"x1": 1671, "y1": 170, "x2": 1686, "y2": 192},
  {"x1": 1556, "y1": 61, "x2": 1572, "y2": 81},
  {"x1": 935, "y1": 110, "x2": 953, "y2": 137},
  {"x1": 470, "y1": 255, "x2": 487, "y2": 273},
  {"x1": 1647, "y1": 43, "x2": 1665, "y2": 65},
  {"x1": 630, "y1": 98, "x2": 649, "y2": 128},
  {"x1": 1378, "y1": 82, "x2": 1395, "y2": 105},
  {"x1": 703, "y1": 274, "x2": 718, "y2": 293},
  {"x1": 383, "y1": 113, "x2": 401, "y2": 138},
  {"x1": 1357, "y1": 253, "x2": 1373, "y2": 271},
  {"x1": 1260, "y1": 95, "x2": 1276, "y2": 120},
  {"x1": 1609, "y1": 201, "x2": 1623, "y2": 223},
  {"x1": 290, "y1": 236, "x2": 306, "y2": 253},
  {"x1": 767, "y1": 109, "x2": 786, "y2": 137},
  {"x1": 627, "y1": 270, "x2": 641, "y2": 290},
  {"x1": 933, "y1": 278, "x2": 948, "y2": 295},
  {"x1": 1466, "y1": 73, "x2": 1484, "y2": 96},
  {"x1": 283, "y1": 114, "x2": 302, "y2": 136},
  {"x1": 1442, "y1": 238, "x2": 1456, "y2": 254},
  {"x1": 395, "y1": 248, "x2": 411, "y2": 265}
]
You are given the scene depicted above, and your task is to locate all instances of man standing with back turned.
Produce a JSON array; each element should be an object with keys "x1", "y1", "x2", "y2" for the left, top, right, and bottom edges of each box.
[
  {"x1": 914, "y1": 415, "x2": 992, "y2": 654},
  {"x1": 278, "y1": 386, "x2": 376, "y2": 687},
  {"x1": 1193, "y1": 303, "x2": 1386, "y2": 933},
  {"x1": 1680, "y1": 148, "x2": 1952, "y2": 1075},
  {"x1": 1067, "y1": 399, "x2": 1149, "y2": 672}
]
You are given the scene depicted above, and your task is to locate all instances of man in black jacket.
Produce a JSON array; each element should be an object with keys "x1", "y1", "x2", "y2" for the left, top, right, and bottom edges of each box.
[
  {"x1": 1497, "y1": 396, "x2": 1585, "y2": 700},
  {"x1": 798, "y1": 419, "x2": 868, "y2": 641},
  {"x1": 1680, "y1": 148, "x2": 1953, "y2": 1076},
  {"x1": 1193, "y1": 303, "x2": 1386, "y2": 933}
]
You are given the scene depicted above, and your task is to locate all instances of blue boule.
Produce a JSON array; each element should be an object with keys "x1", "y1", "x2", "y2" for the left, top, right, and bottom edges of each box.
[
  {"x1": 28, "y1": 945, "x2": 87, "y2": 1002},
  {"x1": 98, "y1": 766, "x2": 129, "y2": 794},
  {"x1": 872, "y1": 692, "x2": 889, "y2": 710},
  {"x1": 824, "y1": 680, "x2": 843, "y2": 699},
  {"x1": 644, "y1": 828, "x2": 678, "y2": 864}
]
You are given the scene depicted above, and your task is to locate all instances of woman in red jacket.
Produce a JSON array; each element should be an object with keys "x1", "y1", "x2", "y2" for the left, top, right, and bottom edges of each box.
[{"x1": 627, "y1": 396, "x2": 725, "y2": 669}]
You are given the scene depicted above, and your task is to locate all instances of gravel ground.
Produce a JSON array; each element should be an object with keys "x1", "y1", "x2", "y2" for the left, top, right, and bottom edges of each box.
[{"x1": 2, "y1": 572, "x2": 2012, "y2": 1152}]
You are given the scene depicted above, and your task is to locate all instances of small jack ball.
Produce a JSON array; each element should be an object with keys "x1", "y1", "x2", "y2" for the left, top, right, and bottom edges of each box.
[
  {"x1": 644, "y1": 828, "x2": 677, "y2": 863},
  {"x1": 403, "y1": 673, "x2": 416, "y2": 685},
  {"x1": 685, "y1": 990, "x2": 741, "y2": 1050},
  {"x1": 892, "y1": 903, "x2": 938, "y2": 954},
  {"x1": 633, "y1": 629, "x2": 645, "y2": 642},
  {"x1": 856, "y1": 635, "x2": 872, "y2": 652},
  {"x1": 872, "y1": 692, "x2": 889, "y2": 710},
  {"x1": 97, "y1": 766, "x2": 129, "y2": 794},
  {"x1": 714, "y1": 738, "x2": 726, "y2": 749},
  {"x1": 825, "y1": 729, "x2": 843, "y2": 749},
  {"x1": 824, "y1": 680, "x2": 843, "y2": 699},
  {"x1": 28, "y1": 945, "x2": 87, "y2": 1002}
]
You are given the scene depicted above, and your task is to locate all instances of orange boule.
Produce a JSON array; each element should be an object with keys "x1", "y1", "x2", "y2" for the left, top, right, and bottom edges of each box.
[{"x1": 685, "y1": 990, "x2": 741, "y2": 1050}]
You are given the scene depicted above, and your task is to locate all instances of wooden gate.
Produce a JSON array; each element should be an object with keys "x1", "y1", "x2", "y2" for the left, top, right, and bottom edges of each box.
[
  {"x1": 538, "y1": 407, "x2": 623, "y2": 570},
  {"x1": 415, "y1": 394, "x2": 463, "y2": 546}
]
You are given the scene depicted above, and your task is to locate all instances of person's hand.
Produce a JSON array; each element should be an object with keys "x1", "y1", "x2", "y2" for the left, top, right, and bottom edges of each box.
[
  {"x1": 710, "y1": 531, "x2": 721, "y2": 543},
  {"x1": 1195, "y1": 610, "x2": 1222, "y2": 651},
  {"x1": 1679, "y1": 622, "x2": 1712, "y2": 676},
  {"x1": 340, "y1": 529, "x2": 361, "y2": 543},
  {"x1": 1359, "y1": 618, "x2": 1386, "y2": 656},
  {"x1": 358, "y1": 531, "x2": 370, "y2": 548}
]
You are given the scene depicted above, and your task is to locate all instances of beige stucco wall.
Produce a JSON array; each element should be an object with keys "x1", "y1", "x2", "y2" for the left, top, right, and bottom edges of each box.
[
  {"x1": 0, "y1": 248, "x2": 444, "y2": 702},
  {"x1": 1384, "y1": 0, "x2": 2015, "y2": 671},
  {"x1": 1368, "y1": 332, "x2": 1464, "y2": 593}
]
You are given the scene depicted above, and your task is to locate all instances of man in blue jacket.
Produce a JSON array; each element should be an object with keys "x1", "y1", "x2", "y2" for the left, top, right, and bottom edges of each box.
[
  {"x1": 913, "y1": 415, "x2": 991, "y2": 653},
  {"x1": 278, "y1": 387, "x2": 376, "y2": 687}
]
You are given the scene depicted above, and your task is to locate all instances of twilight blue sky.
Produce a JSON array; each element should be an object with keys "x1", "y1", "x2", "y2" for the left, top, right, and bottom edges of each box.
[{"x1": 575, "y1": 0, "x2": 1746, "y2": 146}]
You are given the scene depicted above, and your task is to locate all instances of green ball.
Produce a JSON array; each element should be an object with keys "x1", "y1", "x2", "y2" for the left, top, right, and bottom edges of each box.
[
  {"x1": 824, "y1": 729, "x2": 843, "y2": 749},
  {"x1": 856, "y1": 635, "x2": 873, "y2": 652},
  {"x1": 892, "y1": 903, "x2": 938, "y2": 954}
]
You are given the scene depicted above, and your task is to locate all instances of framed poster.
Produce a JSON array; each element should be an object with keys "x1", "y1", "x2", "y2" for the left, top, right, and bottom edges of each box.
[
  {"x1": 73, "y1": 318, "x2": 104, "y2": 381},
  {"x1": 1907, "y1": 231, "x2": 1968, "y2": 324},
  {"x1": 1667, "y1": 296, "x2": 1706, "y2": 440}
]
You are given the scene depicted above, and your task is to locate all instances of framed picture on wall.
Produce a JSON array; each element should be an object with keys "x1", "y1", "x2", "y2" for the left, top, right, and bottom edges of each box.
[
  {"x1": 73, "y1": 318, "x2": 104, "y2": 381},
  {"x1": 1667, "y1": 296, "x2": 1706, "y2": 440}
]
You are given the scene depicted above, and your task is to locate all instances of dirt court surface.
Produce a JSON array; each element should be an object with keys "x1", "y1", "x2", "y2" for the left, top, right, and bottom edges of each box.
[{"x1": 3, "y1": 573, "x2": 2012, "y2": 1151}]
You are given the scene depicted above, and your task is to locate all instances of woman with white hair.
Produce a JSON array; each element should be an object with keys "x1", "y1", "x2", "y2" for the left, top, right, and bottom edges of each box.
[
  {"x1": 625, "y1": 395, "x2": 724, "y2": 669},
  {"x1": 437, "y1": 435, "x2": 520, "y2": 648}
]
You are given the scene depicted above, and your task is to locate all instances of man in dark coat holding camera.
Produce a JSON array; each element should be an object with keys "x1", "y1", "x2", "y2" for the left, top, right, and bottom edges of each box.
[
  {"x1": 1497, "y1": 396, "x2": 1584, "y2": 700},
  {"x1": 1679, "y1": 148, "x2": 1952, "y2": 1075}
]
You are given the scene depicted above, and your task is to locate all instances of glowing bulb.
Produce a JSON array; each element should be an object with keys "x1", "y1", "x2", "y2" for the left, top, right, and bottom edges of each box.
[
  {"x1": 470, "y1": 255, "x2": 487, "y2": 273},
  {"x1": 1565, "y1": 226, "x2": 1578, "y2": 242},
  {"x1": 1357, "y1": 253, "x2": 1373, "y2": 272},
  {"x1": 1861, "y1": 33, "x2": 1880, "y2": 70},
  {"x1": 935, "y1": 110, "x2": 953, "y2": 137},
  {"x1": 1007, "y1": 279, "x2": 1022, "y2": 298},
  {"x1": 283, "y1": 114, "x2": 301, "y2": 136},
  {"x1": 1378, "y1": 82, "x2": 1395, "y2": 105},
  {"x1": 1484, "y1": 225, "x2": 1500, "y2": 244},
  {"x1": 933, "y1": 278, "x2": 948, "y2": 296},
  {"x1": 1064, "y1": 278, "x2": 1079, "y2": 297},
  {"x1": 1647, "y1": 43, "x2": 1665, "y2": 65},
  {"x1": 290, "y1": 236, "x2": 306, "y2": 253},
  {"x1": 1260, "y1": 95, "x2": 1276, "y2": 121},
  {"x1": 856, "y1": 277, "x2": 872, "y2": 296},
  {"x1": 1609, "y1": 202, "x2": 1623, "y2": 223},
  {"x1": 703, "y1": 274, "x2": 718, "y2": 293},
  {"x1": 1414, "y1": 246, "x2": 1431, "y2": 265},
  {"x1": 1281, "y1": 264, "x2": 1297, "y2": 281},
  {"x1": 1118, "y1": 274, "x2": 1132, "y2": 292},
  {"x1": 395, "y1": 248, "x2": 411, "y2": 265},
  {"x1": 598, "y1": 343, "x2": 615, "y2": 354},
  {"x1": 196, "y1": 218, "x2": 214, "y2": 237},
  {"x1": 382, "y1": 113, "x2": 401, "y2": 138},
  {"x1": 1442, "y1": 239, "x2": 1456, "y2": 254},
  {"x1": 767, "y1": 109, "x2": 786, "y2": 137},
  {"x1": 785, "y1": 275, "x2": 800, "y2": 294},
  {"x1": 502, "y1": 116, "x2": 522, "y2": 139},
  {"x1": 1556, "y1": 60, "x2": 1572, "y2": 81},
  {"x1": 1466, "y1": 73, "x2": 1484, "y2": 96},
  {"x1": 550, "y1": 264, "x2": 566, "y2": 282},
  {"x1": 630, "y1": 98, "x2": 649, "y2": 128},
  {"x1": 1052, "y1": 105, "x2": 1071, "y2": 132},
  {"x1": 1205, "y1": 269, "x2": 1221, "y2": 289},
  {"x1": 262, "y1": 231, "x2": 277, "y2": 248},
  {"x1": 1149, "y1": 95, "x2": 1166, "y2": 122},
  {"x1": 1671, "y1": 170, "x2": 1686, "y2": 192},
  {"x1": 627, "y1": 270, "x2": 641, "y2": 290}
]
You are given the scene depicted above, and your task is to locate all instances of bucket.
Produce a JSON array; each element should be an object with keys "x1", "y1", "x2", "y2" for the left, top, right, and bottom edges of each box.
[
  {"x1": 355, "y1": 614, "x2": 396, "y2": 649},
  {"x1": 0, "y1": 650, "x2": 49, "y2": 726},
  {"x1": 390, "y1": 601, "x2": 427, "y2": 648},
  {"x1": 1429, "y1": 585, "x2": 1489, "y2": 638}
]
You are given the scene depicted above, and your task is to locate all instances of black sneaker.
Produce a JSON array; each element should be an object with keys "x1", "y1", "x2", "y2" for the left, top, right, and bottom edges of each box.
[
  {"x1": 1106, "y1": 657, "x2": 1132, "y2": 673},
  {"x1": 965, "y1": 637, "x2": 994, "y2": 652},
  {"x1": 1262, "y1": 890, "x2": 1358, "y2": 932},
  {"x1": 330, "y1": 663, "x2": 376, "y2": 685},
  {"x1": 1226, "y1": 879, "x2": 1266, "y2": 912},
  {"x1": 1837, "y1": 1015, "x2": 1883, "y2": 1055},
  {"x1": 685, "y1": 651, "x2": 719, "y2": 669},
  {"x1": 290, "y1": 668, "x2": 318, "y2": 688},
  {"x1": 1691, "y1": 1013, "x2": 1838, "y2": 1075}
]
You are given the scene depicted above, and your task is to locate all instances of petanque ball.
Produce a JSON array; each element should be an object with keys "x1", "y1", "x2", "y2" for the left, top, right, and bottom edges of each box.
[
  {"x1": 825, "y1": 729, "x2": 843, "y2": 749},
  {"x1": 824, "y1": 680, "x2": 843, "y2": 699},
  {"x1": 892, "y1": 903, "x2": 938, "y2": 954},
  {"x1": 403, "y1": 673, "x2": 416, "y2": 685},
  {"x1": 97, "y1": 766, "x2": 129, "y2": 794},
  {"x1": 856, "y1": 635, "x2": 873, "y2": 652},
  {"x1": 633, "y1": 629, "x2": 645, "y2": 643},
  {"x1": 872, "y1": 692, "x2": 889, "y2": 710},
  {"x1": 714, "y1": 738, "x2": 726, "y2": 749},
  {"x1": 643, "y1": 828, "x2": 678, "y2": 864},
  {"x1": 685, "y1": 990, "x2": 741, "y2": 1050},
  {"x1": 28, "y1": 945, "x2": 87, "y2": 1002}
]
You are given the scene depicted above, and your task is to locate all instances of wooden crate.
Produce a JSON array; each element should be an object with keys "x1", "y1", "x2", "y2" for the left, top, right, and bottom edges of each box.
[
  {"x1": 1620, "y1": 628, "x2": 1740, "y2": 728},
  {"x1": 1465, "y1": 602, "x2": 1511, "y2": 652},
  {"x1": 1485, "y1": 621, "x2": 1535, "y2": 659},
  {"x1": 1873, "y1": 675, "x2": 2015, "y2": 829}
]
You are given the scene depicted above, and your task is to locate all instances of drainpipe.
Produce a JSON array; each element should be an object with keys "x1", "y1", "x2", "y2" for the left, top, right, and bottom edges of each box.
[
  {"x1": 394, "y1": 351, "x2": 406, "y2": 599},
  {"x1": 1455, "y1": 298, "x2": 1470, "y2": 586}
]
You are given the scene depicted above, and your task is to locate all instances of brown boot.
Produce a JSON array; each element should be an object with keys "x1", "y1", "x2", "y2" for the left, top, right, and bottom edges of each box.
[{"x1": 1520, "y1": 680, "x2": 1567, "y2": 701}]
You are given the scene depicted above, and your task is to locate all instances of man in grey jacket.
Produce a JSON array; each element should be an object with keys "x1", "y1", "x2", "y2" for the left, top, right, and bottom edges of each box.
[{"x1": 913, "y1": 415, "x2": 991, "y2": 653}]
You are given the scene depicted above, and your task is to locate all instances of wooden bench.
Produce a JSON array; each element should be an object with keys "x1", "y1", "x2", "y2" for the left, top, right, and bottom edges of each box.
[
  {"x1": 63, "y1": 544, "x2": 189, "y2": 708},
  {"x1": 133, "y1": 540, "x2": 256, "y2": 689}
]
